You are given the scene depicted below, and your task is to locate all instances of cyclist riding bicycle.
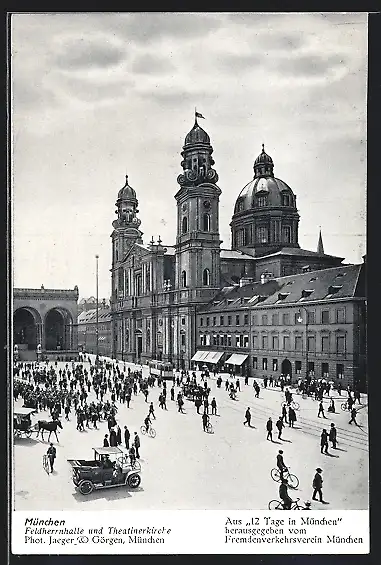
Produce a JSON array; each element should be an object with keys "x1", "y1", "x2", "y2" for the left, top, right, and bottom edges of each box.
[
  {"x1": 279, "y1": 478, "x2": 293, "y2": 510},
  {"x1": 144, "y1": 414, "x2": 151, "y2": 433},
  {"x1": 276, "y1": 450, "x2": 288, "y2": 479}
]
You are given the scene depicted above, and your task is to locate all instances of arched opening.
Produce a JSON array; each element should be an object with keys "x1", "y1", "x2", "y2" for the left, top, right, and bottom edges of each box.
[
  {"x1": 181, "y1": 270, "x2": 187, "y2": 288},
  {"x1": 13, "y1": 308, "x2": 40, "y2": 350},
  {"x1": 203, "y1": 268, "x2": 211, "y2": 286},
  {"x1": 281, "y1": 358, "x2": 292, "y2": 378},
  {"x1": 45, "y1": 308, "x2": 72, "y2": 350},
  {"x1": 182, "y1": 216, "x2": 188, "y2": 234},
  {"x1": 203, "y1": 213, "x2": 210, "y2": 231}
]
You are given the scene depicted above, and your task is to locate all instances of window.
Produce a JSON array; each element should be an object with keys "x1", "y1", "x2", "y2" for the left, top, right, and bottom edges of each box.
[
  {"x1": 228, "y1": 316, "x2": 232, "y2": 326},
  {"x1": 203, "y1": 213, "x2": 210, "y2": 232},
  {"x1": 282, "y1": 194, "x2": 290, "y2": 206},
  {"x1": 336, "y1": 364, "x2": 344, "y2": 379},
  {"x1": 321, "y1": 310, "x2": 330, "y2": 324},
  {"x1": 326, "y1": 285, "x2": 343, "y2": 298},
  {"x1": 336, "y1": 308, "x2": 346, "y2": 324},
  {"x1": 257, "y1": 226, "x2": 268, "y2": 243},
  {"x1": 321, "y1": 335, "x2": 330, "y2": 352},
  {"x1": 252, "y1": 315, "x2": 258, "y2": 325},
  {"x1": 262, "y1": 314, "x2": 268, "y2": 325},
  {"x1": 295, "y1": 336, "x2": 303, "y2": 351},
  {"x1": 212, "y1": 317, "x2": 216, "y2": 326},
  {"x1": 307, "y1": 335, "x2": 316, "y2": 352},
  {"x1": 181, "y1": 270, "x2": 187, "y2": 288},
  {"x1": 253, "y1": 357, "x2": 258, "y2": 369},
  {"x1": 200, "y1": 334, "x2": 205, "y2": 346},
  {"x1": 227, "y1": 335, "x2": 232, "y2": 347},
  {"x1": 272, "y1": 313, "x2": 279, "y2": 325},
  {"x1": 200, "y1": 317, "x2": 203, "y2": 326},
  {"x1": 212, "y1": 335, "x2": 217, "y2": 346},
  {"x1": 205, "y1": 334, "x2": 211, "y2": 346},
  {"x1": 272, "y1": 335, "x2": 279, "y2": 350},
  {"x1": 336, "y1": 335, "x2": 346, "y2": 354},
  {"x1": 295, "y1": 361, "x2": 302, "y2": 375},
  {"x1": 181, "y1": 318, "x2": 186, "y2": 325},
  {"x1": 262, "y1": 358, "x2": 268, "y2": 370},
  {"x1": 220, "y1": 316, "x2": 224, "y2": 326},
  {"x1": 307, "y1": 311, "x2": 315, "y2": 324},
  {"x1": 283, "y1": 335, "x2": 290, "y2": 350},
  {"x1": 273, "y1": 359, "x2": 278, "y2": 371},
  {"x1": 283, "y1": 313, "x2": 290, "y2": 325},
  {"x1": 235, "y1": 335, "x2": 240, "y2": 348},
  {"x1": 206, "y1": 317, "x2": 210, "y2": 326},
  {"x1": 257, "y1": 195, "x2": 267, "y2": 207},
  {"x1": 308, "y1": 361, "x2": 315, "y2": 376},
  {"x1": 118, "y1": 268, "x2": 124, "y2": 292},
  {"x1": 322, "y1": 362, "x2": 329, "y2": 378},
  {"x1": 181, "y1": 333, "x2": 186, "y2": 346},
  {"x1": 182, "y1": 216, "x2": 188, "y2": 234},
  {"x1": 244, "y1": 314, "x2": 249, "y2": 325},
  {"x1": 282, "y1": 226, "x2": 291, "y2": 243},
  {"x1": 243, "y1": 335, "x2": 249, "y2": 348},
  {"x1": 262, "y1": 335, "x2": 268, "y2": 349},
  {"x1": 236, "y1": 315, "x2": 240, "y2": 325},
  {"x1": 202, "y1": 268, "x2": 211, "y2": 286},
  {"x1": 253, "y1": 335, "x2": 258, "y2": 348}
]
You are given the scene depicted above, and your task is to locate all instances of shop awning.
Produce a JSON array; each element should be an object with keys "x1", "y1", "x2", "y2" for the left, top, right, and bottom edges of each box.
[
  {"x1": 225, "y1": 353, "x2": 248, "y2": 366},
  {"x1": 203, "y1": 351, "x2": 224, "y2": 364},
  {"x1": 191, "y1": 350, "x2": 210, "y2": 362}
]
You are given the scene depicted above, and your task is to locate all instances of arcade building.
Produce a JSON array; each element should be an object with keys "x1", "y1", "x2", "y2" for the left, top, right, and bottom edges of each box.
[{"x1": 109, "y1": 115, "x2": 366, "y2": 388}]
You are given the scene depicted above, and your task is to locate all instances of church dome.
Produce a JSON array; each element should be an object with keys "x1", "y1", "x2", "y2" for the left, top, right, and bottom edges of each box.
[
  {"x1": 184, "y1": 121, "x2": 210, "y2": 146},
  {"x1": 117, "y1": 175, "x2": 137, "y2": 201}
]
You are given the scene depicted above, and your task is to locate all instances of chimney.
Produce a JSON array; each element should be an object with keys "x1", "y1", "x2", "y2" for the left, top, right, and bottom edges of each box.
[{"x1": 260, "y1": 272, "x2": 273, "y2": 285}]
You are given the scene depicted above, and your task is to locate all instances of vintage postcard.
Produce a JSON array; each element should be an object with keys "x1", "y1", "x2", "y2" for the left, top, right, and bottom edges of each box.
[{"x1": 10, "y1": 12, "x2": 368, "y2": 554}]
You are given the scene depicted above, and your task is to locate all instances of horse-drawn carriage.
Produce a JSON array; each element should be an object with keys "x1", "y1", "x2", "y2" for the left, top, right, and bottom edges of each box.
[{"x1": 13, "y1": 407, "x2": 37, "y2": 438}]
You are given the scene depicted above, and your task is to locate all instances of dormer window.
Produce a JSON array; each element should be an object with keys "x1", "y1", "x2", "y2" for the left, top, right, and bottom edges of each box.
[
  {"x1": 302, "y1": 265, "x2": 311, "y2": 273},
  {"x1": 257, "y1": 195, "x2": 267, "y2": 207},
  {"x1": 282, "y1": 193, "x2": 290, "y2": 206},
  {"x1": 277, "y1": 292, "x2": 289, "y2": 301},
  {"x1": 300, "y1": 289, "x2": 314, "y2": 300},
  {"x1": 325, "y1": 285, "x2": 343, "y2": 299}
]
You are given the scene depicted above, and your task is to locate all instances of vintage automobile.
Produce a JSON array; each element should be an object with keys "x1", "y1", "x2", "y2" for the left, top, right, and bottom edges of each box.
[
  {"x1": 13, "y1": 407, "x2": 37, "y2": 438},
  {"x1": 68, "y1": 446, "x2": 141, "y2": 495}
]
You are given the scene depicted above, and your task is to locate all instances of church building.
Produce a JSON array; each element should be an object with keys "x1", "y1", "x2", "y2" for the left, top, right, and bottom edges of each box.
[{"x1": 109, "y1": 115, "x2": 346, "y2": 371}]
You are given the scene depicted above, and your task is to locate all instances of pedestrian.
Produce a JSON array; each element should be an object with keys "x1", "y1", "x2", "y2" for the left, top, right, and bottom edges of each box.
[
  {"x1": 349, "y1": 407, "x2": 358, "y2": 425},
  {"x1": 126, "y1": 393, "x2": 131, "y2": 408},
  {"x1": 288, "y1": 406, "x2": 297, "y2": 427},
  {"x1": 254, "y1": 382, "x2": 260, "y2": 398},
  {"x1": 129, "y1": 445, "x2": 136, "y2": 466},
  {"x1": 318, "y1": 401, "x2": 326, "y2": 418},
  {"x1": 320, "y1": 429, "x2": 329, "y2": 454},
  {"x1": 329, "y1": 423, "x2": 337, "y2": 448},
  {"x1": 202, "y1": 411, "x2": 209, "y2": 432},
  {"x1": 312, "y1": 468, "x2": 325, "y2": 503},
  {"x1": 47, "y1": 442, "x2": 57, "y2": 473},
  {"x1": 178, "y1": 396, "x2": 184, "y2": 413},
  {"x1": 266, "y1": 417, "x2": 273, "y2": 441},
  {"x1": 134, "y1": 432, "x2": 140, "y2": 458},
  {"x1": 236, "y1": 379, "x2": 241, "y2": 392},
  {"x1": 170, "y1": 387, "x2": 175, "y2": 401},
  {"x1": 328, "y1": 398, "x2": 336, "y2": 413},
  {"x1": 109, "y1": 428, "x2": 117, "y2": 447},
  {"x1": 244, "y1": 374, "x2": 249, "y2": 385},
  {"x1": 124, "y1": 426, "x2": 130, "y2": 450},
  {"x1": 243, "y1": 407, "x2": 251, "y2": 427},
  {"x1": 276, "y1": 416, "x2": 284, "y2": 440},
  {"x1": 116, "y1": 424, "x2": 122, "y2": 446},
  {"x1": 149, "y1": 402, "x2": 156, "y2": 420},
  {"x1": 281, "y1": 404, "x2": 288, "y2": 424},
  {"x1": 103, "y1": 434, "x2": 109, "y2": 447},
  {"x1": 211, "y1": 397, "x2": 217, "y2": 415}
]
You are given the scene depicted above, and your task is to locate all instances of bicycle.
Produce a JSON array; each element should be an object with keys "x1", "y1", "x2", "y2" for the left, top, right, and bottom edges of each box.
[
  {"x1": 140, "y1": 425, "x2": 156, "y2": 438},
  {"x1": 281, "y1": 400, "x2": 300, "y2": 411},
  {"x1": 42, "y1": 454, "x2": 50, "y2": 475},
  {"x1": 268, "y1": 497, "x2": 304, "y2": 510},
  {"x1": 270, "y1": 467, "x2": 299, "y2": 489}
]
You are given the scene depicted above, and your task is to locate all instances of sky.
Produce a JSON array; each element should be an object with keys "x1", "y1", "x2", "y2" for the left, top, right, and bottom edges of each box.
[{"x1": 11, "y1": 12, "x2": 367, "y2": 300}]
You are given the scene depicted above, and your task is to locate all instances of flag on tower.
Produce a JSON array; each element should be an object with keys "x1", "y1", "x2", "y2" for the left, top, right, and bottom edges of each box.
[{"x1": 195, "y1": 111, "x2": 205, "y2": 119}]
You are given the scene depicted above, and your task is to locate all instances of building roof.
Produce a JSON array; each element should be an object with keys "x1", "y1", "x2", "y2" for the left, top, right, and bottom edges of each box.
[
  {"x1": 255, "y1": 247, "x2": 343, "y2": 260},
  {"x1": 199, "y1": 264, "x2": 364, "y2": 312},
  {"x1": 77, "y1": 308, "x2": 112, "y2": 324},
  {"x1": 220, "y1": 249, "x2": 255, "y2": 260}
]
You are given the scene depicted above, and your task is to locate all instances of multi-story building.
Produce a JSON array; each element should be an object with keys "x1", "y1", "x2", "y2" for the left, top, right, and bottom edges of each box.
[
  {"x1": 77, "y1": 307, "x2": 112, "y2": 356},
  {"x1": 109, "y1": 115, "x2": 365, "y2": 388}
]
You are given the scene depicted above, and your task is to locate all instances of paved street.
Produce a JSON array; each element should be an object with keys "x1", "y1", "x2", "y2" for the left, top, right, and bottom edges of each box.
[{"x1": 13, "y1": 359, "x2": 368, "y2": 511}]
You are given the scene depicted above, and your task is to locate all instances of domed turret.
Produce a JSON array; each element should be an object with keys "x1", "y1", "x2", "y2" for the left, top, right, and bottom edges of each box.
[
  {"x1": 117, "y1": 175, "x2": 137, "y2": 202},
  {"x1": 254, "y1": 144, "x2": 274, "y2": 178},
  {"x1": 184, "y1": 121, "x2": 210, "y2": 146}
]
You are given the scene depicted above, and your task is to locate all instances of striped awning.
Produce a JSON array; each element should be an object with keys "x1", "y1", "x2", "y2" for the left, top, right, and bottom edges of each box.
[
  {"x1": 191, "y1": 350, "x2": 210, "y2": 362},
  {"x1": 203, "y1": 351, "x2": 224, "y2": 364},
  {"x1": 225, "y1": 353, "x2": 248, "y2": 366}
]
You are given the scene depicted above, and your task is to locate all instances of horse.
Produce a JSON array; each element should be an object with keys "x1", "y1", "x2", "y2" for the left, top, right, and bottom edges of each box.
[{"x1": 37, "y1": 419, "x2": 63, "y2": 442}]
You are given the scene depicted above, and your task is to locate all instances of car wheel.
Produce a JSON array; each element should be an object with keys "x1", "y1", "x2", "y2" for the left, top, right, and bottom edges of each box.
[
  {"x1": 79, "y1": 480, "x2": 94, "y2": 495},
  {"x1": 127, "y1": 473, "x2": 141, "y2": 488}
]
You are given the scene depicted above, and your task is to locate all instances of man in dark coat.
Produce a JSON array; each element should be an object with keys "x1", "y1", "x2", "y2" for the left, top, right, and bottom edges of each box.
[
  {"x1": 276, "y1": 416, "x2": 284, "y2": 440},
  {"x1": 124, "y1": 426, "x2": 130, "y2": 450},
  {"x1": 312, "y1": 468, "x2": 324, "y2": 502},
  {"x1": 288, "y1": 407, "x2": 297, "y2": 428},
  {"x1": 134, "y1": 432, "x2": 140, "y2": 458},
  {"x1": 329, "y1": 423, "x2": 337, "y2": 448},
  {"x1": 103, "y1": 434, "x2": 109, "y2": 447},
  {"x1": 243, "y1": 407, "x2": 252, "y2": 427},
  {"x1": 266, "y1": 417, "x2": 273, "y2": 441},
  {"x1": 320, "y1": 429, "x2": 329, "y2": 454},
  {"x1": 109, "y1": 428, "x2": 117, "y2": 447}
]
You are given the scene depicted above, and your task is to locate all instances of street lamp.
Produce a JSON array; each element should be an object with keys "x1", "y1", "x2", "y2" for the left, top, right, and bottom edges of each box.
[
  {"x1": 297, "y1": 306, "x2": 309, "y2": 381},
  {"x1": 95, "y1": 254, "x2": 99, "y2": 365}
]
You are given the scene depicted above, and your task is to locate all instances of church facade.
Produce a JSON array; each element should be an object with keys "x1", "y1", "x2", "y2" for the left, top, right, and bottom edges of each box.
[{"x1": 109, "y1": 116, "x2": 349, "y2": 372}]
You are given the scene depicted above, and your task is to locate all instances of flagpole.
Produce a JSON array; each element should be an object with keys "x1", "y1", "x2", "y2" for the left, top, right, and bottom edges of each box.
[{"x1": 195, "y1": 106, "x2": 197, "y2": 123}]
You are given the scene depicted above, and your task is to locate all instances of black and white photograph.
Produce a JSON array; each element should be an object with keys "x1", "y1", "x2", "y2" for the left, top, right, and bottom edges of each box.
[{"x1": 11, "y1": 11, "x2": 368, "y2": 525}]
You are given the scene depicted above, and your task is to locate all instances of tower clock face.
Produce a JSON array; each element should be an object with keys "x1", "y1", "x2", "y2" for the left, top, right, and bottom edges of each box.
[{"x1": 203, "y1": 200, "x2": 211, "y2": 209}]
